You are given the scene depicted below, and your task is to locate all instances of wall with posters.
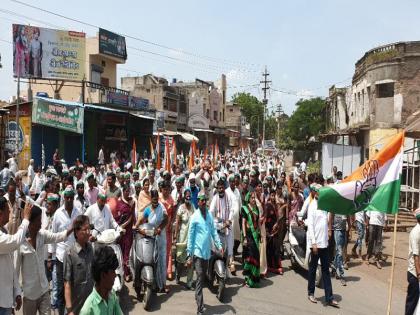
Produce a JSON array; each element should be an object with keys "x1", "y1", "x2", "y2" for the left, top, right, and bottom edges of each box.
[
  {"x1": 6, "y1": 103, "x2": 32, "y2": 169},
  {"x1": 12, "y1": 24, "x2": 85, "y2": 80}
]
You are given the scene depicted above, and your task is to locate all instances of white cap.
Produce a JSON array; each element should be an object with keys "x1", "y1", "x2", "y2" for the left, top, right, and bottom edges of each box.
[{"x1": 189, "y1": 173, "x2": 196, "y2": 181}]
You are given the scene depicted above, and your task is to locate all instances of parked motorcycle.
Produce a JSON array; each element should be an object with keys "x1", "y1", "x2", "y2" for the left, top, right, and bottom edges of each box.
[
  {"x1": 130, "y1": 223, "x2": 156, "y2": 311},
  {"x1": 92, "y1": 227, "x2": 125, "y2": 292},
  {"x1": 286, "y1": 223, "x2": 322, "y2": 288},
  {"x1": 207, "y1": 221, "x2": 228, "y2": 302}
]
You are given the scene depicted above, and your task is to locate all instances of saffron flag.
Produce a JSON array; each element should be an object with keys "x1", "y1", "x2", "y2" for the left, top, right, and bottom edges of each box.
[
  {"x1": 189, "y1": 139, "x2": 196, "y2": 171},
  {"x1": 132, "y1": 138, "x2": 137, "y2": 166},
  {"x1": 156, "y1": 133, "x2": 161, "y2": 169},
  {"x1": 318, "y1": 131, "x2": 404, "y2": 215},
  {"x1": 149, "y1": 137, "x2": 155, "y2": 160},
  {"x1": 172, "y1": 137, "x2": 177, "y2": 166},
  {"x1": 164, "y1": 136, "x2": 171, "y2": 173}
]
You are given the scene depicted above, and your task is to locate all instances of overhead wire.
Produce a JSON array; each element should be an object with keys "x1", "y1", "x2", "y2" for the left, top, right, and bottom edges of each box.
[{"x1": 10, "y1": 0, "x2": 262, "y2": 70}]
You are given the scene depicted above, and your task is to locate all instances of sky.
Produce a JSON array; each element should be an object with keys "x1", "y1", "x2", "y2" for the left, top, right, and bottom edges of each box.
[{"x1": 1, "y1": 0, "x2": 420, "y2": 115}]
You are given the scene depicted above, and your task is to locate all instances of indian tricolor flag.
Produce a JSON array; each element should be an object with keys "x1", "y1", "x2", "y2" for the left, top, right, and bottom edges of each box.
[{"x1": 318, "y1": 131, "x2": 404, "y2": 215}]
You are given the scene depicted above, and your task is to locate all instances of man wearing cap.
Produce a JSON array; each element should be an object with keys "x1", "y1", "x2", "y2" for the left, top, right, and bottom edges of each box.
[
  {"x1": 74, "y1": 181, "x2": 90, "y2": 214},
  {"x1": 85, "y1": 173, "x2": 99, "y2": 206},
  {"x1": 50, "y1": 186, "x2": 81, "y2": 315},
  {"x1": 187, "y1": 173, "x2": 199, "y2": 209},
  {"x1": 306, "y1": 184, "x2": 339, "y2": 307},
  {"x1": 226, "y1": 175, "x2": 242, "y2": 258},
  {"x1": 405, "y1": 208, "x2": 420, "y2": 315},
  {"x1": 187, "y1": 194, "x2": 223, "y2": 315},
  {"x1": 171, "y1": 176, "x2": 185, "y2": 210}
]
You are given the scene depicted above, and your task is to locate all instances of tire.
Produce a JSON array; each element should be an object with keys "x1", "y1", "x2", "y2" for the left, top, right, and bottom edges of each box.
[
  {"x1": 315, "y1": 265, "x2": 323, "y2": 288},
  {"x1": 217, "y1": 277, "x2": 225, "y2": 302},
  {"x1": 143, "y1": 285, "x2": 152, "y2": 311}
]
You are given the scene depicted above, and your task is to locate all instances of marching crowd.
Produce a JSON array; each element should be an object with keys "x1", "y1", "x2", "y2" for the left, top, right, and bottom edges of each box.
[{"x1": 0, "y1": 147, "x2": 414, "y2": 315}]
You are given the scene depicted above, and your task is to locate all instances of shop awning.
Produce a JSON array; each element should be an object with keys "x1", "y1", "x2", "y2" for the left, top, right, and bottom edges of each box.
[
  {"x1": 130, "y1": 112, "x2": 155, "y2": 121},
  {"x1": 84, "y1": 104, "x2": 126, "y2": 113},
  {"x1": 227, "y1": 129, "x2": 240, "y2": 134},
  {"x1": 193, "y1": 128, "x2": 214, "y2": 133},
  {"x1": 179, "y1": 132, "x2": 199, "y2": 143},
  {"x1": 153, "y1": 130, "x2": 178, "y2": 136}
]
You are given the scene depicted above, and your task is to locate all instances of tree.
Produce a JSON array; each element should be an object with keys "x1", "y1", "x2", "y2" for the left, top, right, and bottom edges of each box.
[
  {"x1": 232, "y1": 92, "x2": 264, "y2": 139},
  {"x1": 284, "y1": 97, "x2": 326, "y2": 150}
]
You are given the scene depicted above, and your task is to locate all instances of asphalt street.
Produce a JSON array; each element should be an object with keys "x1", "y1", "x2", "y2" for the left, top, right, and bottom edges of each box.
[{"x1": 119, "y1": 257, "x2": 406, "y2": 315}]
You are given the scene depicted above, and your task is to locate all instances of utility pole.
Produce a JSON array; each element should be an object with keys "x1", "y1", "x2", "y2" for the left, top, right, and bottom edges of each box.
[
  {"x1": 260, "y1": 66, "x2": 271, "y2": 149},
  {"x1": 276, "y1": 103, "x2": 283, "y2": 147}
]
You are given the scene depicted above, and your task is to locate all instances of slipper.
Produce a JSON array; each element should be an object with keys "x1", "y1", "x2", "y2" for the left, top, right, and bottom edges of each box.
[
  {"x1": 308, "y1": 295, "x2": 317, "y2": 304},
  {"x1": 328, "y1": 300, "x2": 340, "y2": 308}
]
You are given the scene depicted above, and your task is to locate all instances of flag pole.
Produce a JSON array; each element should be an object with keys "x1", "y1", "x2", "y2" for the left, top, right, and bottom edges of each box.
[{"x1": 386, "y1": 212, "x2": 398, "y2": 315}]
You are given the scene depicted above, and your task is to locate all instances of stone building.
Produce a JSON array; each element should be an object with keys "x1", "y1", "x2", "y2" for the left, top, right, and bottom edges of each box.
[{"x1": 326, "y1": 41, "x2": 420, "y2": 159}]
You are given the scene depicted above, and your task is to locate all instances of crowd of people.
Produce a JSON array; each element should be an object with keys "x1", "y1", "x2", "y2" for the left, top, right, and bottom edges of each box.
[{"x1": 0, "y1": 147, "x2": 416, "y2": 315}]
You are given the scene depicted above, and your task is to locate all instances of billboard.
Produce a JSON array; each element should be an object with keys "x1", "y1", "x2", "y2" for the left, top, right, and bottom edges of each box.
[
  {"x1": 32, "y1": 98, "x2": 84, "y2": 134},
  {"x1": 99, "y1": 28, "x2": 127, "y2": 60},
  {"x1": 12, "y1": 24, "x2": 86, "y2": 80}
]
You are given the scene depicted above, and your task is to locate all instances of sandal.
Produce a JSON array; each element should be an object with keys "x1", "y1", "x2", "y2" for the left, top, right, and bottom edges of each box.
[
  {"x1": 308, "y1": 295, "x2": 317, "y2": 304},
  {"x1": 328, "y1": 300, "x2": 340, "y2": 308}
]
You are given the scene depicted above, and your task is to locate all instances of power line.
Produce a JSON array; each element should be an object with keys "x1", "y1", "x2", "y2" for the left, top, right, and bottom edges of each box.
[{"x1": 10, "y1": 0, "x2": 262, "y2": 70}]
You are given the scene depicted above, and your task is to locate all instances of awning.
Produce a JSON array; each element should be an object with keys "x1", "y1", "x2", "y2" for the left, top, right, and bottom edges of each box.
[
  {"x1": 84, "y1": 104, "x2": 126, "y2": 113},
  {"x1": 193, "y1": 128, "x2": 214, "y2": 133},
  {"x1": 227, "y1": 129, "x2": 240, "y2": 134},
  {"x1": 179, "y1": 132, "x2": 199, "y2": 143},
  {"x1": 153, "y1": 130, "x2": 178, "y2": 136},
  {"x1": 130, "y1": 112, "x2": 155, "y2": 121}
]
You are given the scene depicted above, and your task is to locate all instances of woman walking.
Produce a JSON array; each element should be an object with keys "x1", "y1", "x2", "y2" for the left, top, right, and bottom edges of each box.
[
  {"x1": 265, "y1": 189, "x2": 283, "y2": 274},
  {"x1": 242, "y1": 191, "x2": 261, "y2": 288},
  {"x1": 255, "y1": 181, "x2": 267, "y2": 277},
  {"x1": 173, "y1": 189, "x2": 195, "y2": 289},
  {"x1": 115, "y1": 184, "x2": 135, "y2": 282},
  {"x1": 135, "y1": 178, "x2": 151, "y2": 226},
  {"x1": 160, "y1": 181, "x2": 175, "y2": 280}
]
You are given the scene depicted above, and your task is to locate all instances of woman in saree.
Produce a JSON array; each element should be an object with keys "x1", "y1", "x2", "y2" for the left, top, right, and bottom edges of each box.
[
  {"x1": 159, "y1": 180, "x2": 175, "y2": 280},
  {"x1": 265, "y1": 189, "x2": 284, "y2": 275},
  {"x1": 255, "y1": 180, "x2": 267, "y2": 277},
  {"x1": 242, "y1": 191, "x2": 261, "y2": 288},
  {"x1": 173, "y1": 188, "x2": 195, "y2": 289},
  {"x1": 114, "y1": 184, "x2": 135, "y2": 282},
  {"x1": 140, "y1": 189, "x2": 169, "y2": 293},
  {"x1": 135, "y1": 178, "x2": 151, "y2": 228}
]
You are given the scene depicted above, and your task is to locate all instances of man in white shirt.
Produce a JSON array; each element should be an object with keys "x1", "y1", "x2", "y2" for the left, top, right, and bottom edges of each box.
[
  {"x1": 0, "y1": 196, "x2": 32, "y2": 315},
  {"x1": 30, "y1": 168, "x2": 45, "y2": 200},
  {"x1": 15, "y1": 205, "x2": 73, "y2": 315},
  {"x1": 306, "y1": 184, "x2": 339, "y2": 307},
  {"x1": 366, "y1": 210, "x2": 387, "y2": 268},
  {"x1": 50, "y1": 186, "x2": 81, "y2": 315},
  {"x1": 209, "y1": 179, "x2": 236, "y2": 274},
  {"x1": 226, "y1": 175, "x2": 242, "y2": 256},
  {"x1": 73, "y1": 181, "x2": 90, "y2": 213},
  {"x1": 138, "y1": 160, "x2": 148, "y2": 181},
  {"x1": 405, "y1": 208, "x2": 420, "y2": 315},
  {"x1": 85, "y1": 193, "x2": 121, "y2": 239},
  {"x1": 27, "y1": 159, "x2": 35, "y2": 187},
  {"x1": 98, "y1": 145, "x2": 105, "y2": 165}
]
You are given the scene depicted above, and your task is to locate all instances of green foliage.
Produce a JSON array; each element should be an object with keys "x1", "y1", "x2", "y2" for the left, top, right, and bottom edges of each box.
[
  {"x1": 232, "y1": 92, "x2": 264, "y2": 138},
  {"x1": 306, "y1": 160, "x2": 321, "y2": 174},
  {"x1": 284, "y1": 97, "x2": 326, "y2": 150}
]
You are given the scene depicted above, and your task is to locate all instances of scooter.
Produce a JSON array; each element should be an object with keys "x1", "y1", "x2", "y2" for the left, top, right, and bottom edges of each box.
[
  {"x1": 207, "y1": 222, "x2": 228, "y2": 302},
  {"x1": 92, "y1": 227, "x2": 125, "y2": 292},
  {"x1": 130, "y1": 223, "x2": 156, "y2": 311},
  {"x1": 286, "y1": 223, "x2": 322, "y2": 288}
]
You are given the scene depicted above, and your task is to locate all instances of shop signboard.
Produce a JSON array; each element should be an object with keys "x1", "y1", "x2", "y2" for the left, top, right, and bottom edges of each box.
[
  {"x1": 12, "y1": 24, "x2": 86, "y2": 80},
  {"x1": 129, "y1": 96, "x2": 149, "y2": 110},
  {"x1": 99, "y1": 28, "x2": 127, "y2": 60},
  {"x1": 107, "y1": 91, "x2": 129, "y2": 106},
  {"x1": 5, "y1": 121, "x2": 24, "y2": 153},
  {"x1": 32, "y1": 98, "x2": 84, "y2": 134}
]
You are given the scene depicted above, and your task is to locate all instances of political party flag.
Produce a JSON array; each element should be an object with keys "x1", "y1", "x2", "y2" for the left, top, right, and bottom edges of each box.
[
  {"x1": 318, "y1": 131, "x2": 405, "y2": 215},
  {"x1": 132, "y1": 138, "x2": 137, "y2": 166},
  {"x1": 189, "y1": 139, "x2": 196, "y2": 171},
  {"x1": 156, "y1": 133, "x2": 161, "y2": 169},
  {"x1": 203, "y1": 146, "x2": 208, "y2": 161},
  {"x1": 213, "y1": 139, "x2": 219, "y2": 165},
  {"x1": 149, "y1": 137, "x2": 155, "y2": 160},
  {"x1": 172, "y1": 137, "x2": 177, "y2": 166},
  {"x1": 164, "y1": 136, "x2": 171, "y2": 173}
]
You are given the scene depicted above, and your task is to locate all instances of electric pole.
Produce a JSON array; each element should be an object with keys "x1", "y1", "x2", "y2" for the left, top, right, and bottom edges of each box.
[
  {"x1": 260, "y1": 66, "x2": 271, "y2": 149},
  {"x1": 276, "y1": 103, "x2": 283, "y2": 147}
]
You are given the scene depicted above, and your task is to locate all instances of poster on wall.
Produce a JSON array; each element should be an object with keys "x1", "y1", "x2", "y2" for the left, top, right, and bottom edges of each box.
[
  {"x1": 99, "y1": 28, "x2": 127, "y2": 60},
  {"x1": 12, "y1": 24, "x2": 86, "y2": 80},
  {"x1": 32, "y1": 98, "x2": 84, "y2": 134},
  {"x1": 5, "y1": 117, "x2": 31, "y2": 168}
]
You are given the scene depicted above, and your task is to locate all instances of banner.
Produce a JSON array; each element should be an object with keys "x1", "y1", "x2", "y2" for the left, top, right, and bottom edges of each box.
[
  {"x1": 99, "y1": 28, "x2": 127, "y2": 60},
  {"x1": 12, "y1": 24, "x2": 85, "y2": 80},
  {"x1": 129, "y1": 96, "x2": 149, "y2": 110},
  {"x1": 107, "y1": 91, "x2": 128, "y2": 106},
  {"x1": 32, "y1": 98, "x2": 84, "y2": 134}
]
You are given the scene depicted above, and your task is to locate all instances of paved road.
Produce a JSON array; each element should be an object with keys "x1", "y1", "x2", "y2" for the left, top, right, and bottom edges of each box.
[{"x1": 120, "y1": 258, "x2": 406, "y2": 315}]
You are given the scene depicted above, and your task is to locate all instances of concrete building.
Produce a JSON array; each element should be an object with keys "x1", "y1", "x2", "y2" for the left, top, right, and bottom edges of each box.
[
  {"x1": 121, "y1": 75, "x2": 188, "y2": 131},
  {"x1": 326, "y1": 41, "x2": 420, "y2": 159}
]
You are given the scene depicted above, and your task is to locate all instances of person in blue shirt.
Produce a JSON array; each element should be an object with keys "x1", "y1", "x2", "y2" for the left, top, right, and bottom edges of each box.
[{"x1": 186, "y1": 193, "x2": 223, "y2": 315}]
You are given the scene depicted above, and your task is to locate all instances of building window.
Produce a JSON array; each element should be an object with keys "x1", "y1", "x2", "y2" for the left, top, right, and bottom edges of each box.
[
  {"x1": 219, "y1": 112, "x2": 222, "y2": 121},
  {"x1": 203, "y1": 104, "x2": 206, "y2": 114},
  {"x1": 163, "y1": 98, "x2": 168, "y2": 110},
  {"x1": 206, "y1": 109, "x2": 209, "y2": 118},
  {"x1": 376, "y1": 82, "x2": 394, "y2": 98},
  {"x1": 179, "y1": 102, "x2": 186, "y2": 114},
  {"x1": 146, "y1": 88, "x2": 150, "y2": 93},
  {"x1": 229, "y1": 108, "x2": 233, "y2": 112},
  {"x1": 213, "y1": 111, "x2": 217, "y2": 120},
  {"x1": 101, "y1": 77, "x2": 109, "y2": 87},
  {"x1": 223, "y1": 109, "x2": 225, "y2": 122}
]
